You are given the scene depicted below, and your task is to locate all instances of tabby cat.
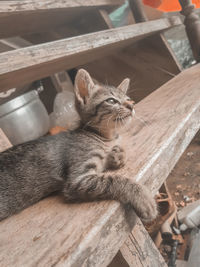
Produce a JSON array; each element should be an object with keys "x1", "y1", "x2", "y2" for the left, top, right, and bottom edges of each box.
[{"x1": 0, "y1": 69, "x2": 157, "y2": 222}]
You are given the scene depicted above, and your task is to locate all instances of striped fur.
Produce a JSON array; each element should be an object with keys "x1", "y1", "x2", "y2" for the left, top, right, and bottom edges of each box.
[{"x1": 0, "y1": 69, "x2": 157, "y2": 222}]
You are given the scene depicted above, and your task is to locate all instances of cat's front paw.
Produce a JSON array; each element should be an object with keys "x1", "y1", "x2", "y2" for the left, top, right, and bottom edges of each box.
[
  {"x1": 130, "y1": 184, "x2": 158, "y2": 223},
  {"x1": 106, "y1": 145, "x2": 125, "y2": 170}
]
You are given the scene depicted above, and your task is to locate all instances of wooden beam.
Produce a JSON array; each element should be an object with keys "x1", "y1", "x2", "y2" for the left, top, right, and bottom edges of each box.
[
  {"x1": 0, "y1": 17, "x2": 181, "y2": 92},
  {"x1": 0, "y1": 129, "x2": 12, "y2": 153},
  {"x1": 82, "y1": 33, "x2": 181, "y2": 103},
  {"x1": 120, "y1": 220, "x2": 167, "y2": 267},
  {"x1": 109, "y1": 220, "x2": 167, "y2": 267},
  {"x1": 0, "y1": 0, "x2": 123, "y2": 14},
  {"x1": 101, "y1": 9, "x2": 168, "y2": 266},
  {"x1": 0, "y1": 64, "x2": 200, "y2": 266},
  {"x1": 0, "y1": 0, "x2": 124, "y2": 38}
]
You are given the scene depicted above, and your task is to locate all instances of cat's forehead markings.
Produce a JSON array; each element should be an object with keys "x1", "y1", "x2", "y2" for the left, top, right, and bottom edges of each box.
[{"x1": 92, "y1": 89, "x2": 103, "y2": 99}]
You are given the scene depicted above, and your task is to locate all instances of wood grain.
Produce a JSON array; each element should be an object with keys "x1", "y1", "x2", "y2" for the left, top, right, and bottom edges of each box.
[
  {"x1": 0, "y1": 17, "x2": 181, "y2": 92},
  {"x1": 120, "y1": 220, "x2": 167, "y2": 267},
  {"x1": 0, "y1": 129, "x2": 12, "y2": 152},
  {"x1": 0, "y1": 0, "x2": 123, "y2": 14},
  {"x1": 82, "y1": 33, "x2": 181, "y2": 103},
  {"x1": 0, "y1": 0, "x2": 124, "y2": 38},
  {"x1": 0, "y1": 64, "x2": 200, "y2": 266},
  {"x1": 101, "y1": 10, "x2": 168, "y2": 266}
]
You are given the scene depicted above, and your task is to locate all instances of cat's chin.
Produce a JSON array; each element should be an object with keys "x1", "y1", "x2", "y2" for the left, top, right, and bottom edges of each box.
[
  {"x1": 126, "y1": 115, "x2": 133, "y2": 124},
  {"x1": 116, "y1": 115, "x2": 133, "y2": 135}
]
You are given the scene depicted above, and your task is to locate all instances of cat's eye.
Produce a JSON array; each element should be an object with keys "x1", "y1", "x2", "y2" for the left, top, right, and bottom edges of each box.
[{"x1": 106, "y1": 98, "x2": 118, "y2": 104}]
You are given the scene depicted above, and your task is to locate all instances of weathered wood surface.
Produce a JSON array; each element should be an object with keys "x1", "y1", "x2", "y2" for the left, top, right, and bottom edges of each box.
[
  {"x1": 0, "y1": 17, "x2": 181, "y2": 92},
  {"x1": 82, "y1": 33, "x2": 181, "y2": 102},
  {"x1": 0, "y1": 0, "x2": 123, "y2": 14},
  {"x1": 0, "y1": 129, "x2": 12, "y2": 152},
  {"x1": 103, "y1": 11, "x2": 168, "y2": 266},
  {"x1": 0, "y1": 0, "x2": 124, "y2": 38},
  {"x1": 0, "y1": 36, "x2": 72, "y2": 106},
  {"x1": 120, "y1": 220, "x2": 167, "y2": 267},
  {"x1": 0, "y1": 64, "x2": 200, "y2": 266}
]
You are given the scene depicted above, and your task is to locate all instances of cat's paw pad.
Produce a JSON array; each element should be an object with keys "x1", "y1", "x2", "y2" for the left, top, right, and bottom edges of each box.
[{"x1": 107, "y1": 145, "x2": 125, "y2": 169}]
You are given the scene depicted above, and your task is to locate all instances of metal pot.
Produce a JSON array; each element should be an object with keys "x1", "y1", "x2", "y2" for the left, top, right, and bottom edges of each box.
[{"x1": 0, "y1": 90, "x2": 49, "y2": 145}]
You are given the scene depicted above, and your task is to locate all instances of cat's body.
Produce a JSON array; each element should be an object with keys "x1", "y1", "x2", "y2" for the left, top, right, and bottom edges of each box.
[{"x1": 0, "y1": 69, "x2": 158, "y2": 222}]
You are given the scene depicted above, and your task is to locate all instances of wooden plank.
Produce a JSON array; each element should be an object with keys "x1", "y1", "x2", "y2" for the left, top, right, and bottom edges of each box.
[
  {"x1": 0, "y1": 129, "x2": 12, "y2": 152},
  {"x1": 0, "y1": 0, "x2": 123, "y2": 14},
  {"x1": 108, "y1": 251, "x2": 129, "y2": 267},
  {"x1": 0, "y1": 64, "x2": 200, "y2": 266},
  {"x1": 0, "y1": 17, "x2": 181, "y2": 92},
  {"x1": 101, "y1": 13, "x2": 169, "y2": 267},
  {"x1": 92, "y1": 7, "x2": 181, "y2": 101},
  {"x1": 0, "y1": 0, "x2": 124, "y2": 38},
  {"x1": 82, "y1": 33, "x2": 181, "y2": 103},
  {"x1": 0, "y1": 36, "x2": 73, "y2": 106},
  {"x1": 120, "y1": 220, "x2": 167, "y2": 267},
  {"x1": 20, "y1": 9, "x2": 110, "y2": 44}
]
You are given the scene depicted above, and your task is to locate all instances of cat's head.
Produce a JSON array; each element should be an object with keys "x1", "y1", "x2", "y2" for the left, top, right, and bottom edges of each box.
[{"x1": 74, "y1": 69, "x2": 134, "y2": 139}]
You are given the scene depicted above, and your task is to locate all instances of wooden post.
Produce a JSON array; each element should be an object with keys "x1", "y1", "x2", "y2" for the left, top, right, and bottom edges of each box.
[
  {"x1": 128, "y1": 0, "x2": 148, "y2": 22},
  {"x1": 179, "y1": 0, "x2": 200, "y2": 62}
]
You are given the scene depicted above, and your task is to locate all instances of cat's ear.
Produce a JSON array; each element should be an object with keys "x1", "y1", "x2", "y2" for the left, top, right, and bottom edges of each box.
[
  {"x1": 117, "y1": 78, "x2": 130, "y2": 94},
  {"x1": 74, "y1": 69, "x2": 94, "y2": 104}
]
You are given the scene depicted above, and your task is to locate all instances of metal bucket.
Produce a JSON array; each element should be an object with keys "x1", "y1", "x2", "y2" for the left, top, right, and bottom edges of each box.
[{"x1": 0, "y1": 90, "x2": 49, "y2": 145}]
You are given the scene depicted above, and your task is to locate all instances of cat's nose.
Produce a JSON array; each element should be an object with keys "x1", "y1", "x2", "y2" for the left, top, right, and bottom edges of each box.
[{"x1": 124, "y1": 100, "x2": 135, "y2": 111}]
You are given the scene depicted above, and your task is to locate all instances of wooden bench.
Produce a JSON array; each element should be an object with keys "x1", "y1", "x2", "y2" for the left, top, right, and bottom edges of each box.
[
  {"x1": 0, "y1": 1, "x2": 200, "y2": 266},
  {"x1": 0, "y1": 64, "x2": 200, "y2": 266}
]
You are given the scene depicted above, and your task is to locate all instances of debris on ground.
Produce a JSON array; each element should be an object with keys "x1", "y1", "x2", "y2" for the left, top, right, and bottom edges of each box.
[{"x1": 146, "y1": 131, "x2": 200, "y2": 265}]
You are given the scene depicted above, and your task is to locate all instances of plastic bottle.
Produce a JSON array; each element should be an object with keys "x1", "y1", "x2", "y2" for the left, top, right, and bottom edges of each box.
[
  {"x1": 50, "y1": 91, "x2": 80, "y2": 130},
  {"x1": 179, "y1": 204, "x2": 200, "y2": 231}
]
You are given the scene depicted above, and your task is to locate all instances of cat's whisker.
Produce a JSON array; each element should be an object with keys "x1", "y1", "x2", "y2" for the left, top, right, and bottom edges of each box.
[
  {"x1": 127, "y1": 88, "x2": 142, "y2": 94},
  {"x1": 106, "y1": 114, "x2": 114, "y2": 129},
  {"x1": 121, "y1": 117, "x2": 131, "y2": 133},
  {"x1": 134, "y1": 113, "x2": 150, "y2": 128}
]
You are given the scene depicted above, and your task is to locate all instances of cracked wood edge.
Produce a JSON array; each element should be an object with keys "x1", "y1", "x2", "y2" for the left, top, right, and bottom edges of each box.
[{"x1": 120, "y1": 219, "x2": 168, "y2": 267}]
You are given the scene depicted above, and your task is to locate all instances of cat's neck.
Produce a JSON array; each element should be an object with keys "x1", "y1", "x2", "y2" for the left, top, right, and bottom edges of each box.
[{"x1": 81, "y1": 125, "x2": 118, "y2": 141}]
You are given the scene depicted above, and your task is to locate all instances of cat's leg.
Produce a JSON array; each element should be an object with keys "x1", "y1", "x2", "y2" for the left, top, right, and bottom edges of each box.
[
  {"x1": 105, "y1": 145, "x2": 126, "y2": 170},
  {"x1": 63, "y1": 172, "x2": 157, "y2": 222}
]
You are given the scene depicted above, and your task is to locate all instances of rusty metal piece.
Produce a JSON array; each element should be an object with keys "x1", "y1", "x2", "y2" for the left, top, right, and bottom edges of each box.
[
  {"x1": 146, "y1": 182, "x2": 176, "y2": 237},
  {"x1": 161, "y1": 220, "x2": 173, "y2": 241},
  {"x1": 172, "y1": 234, "x2": 184, "y2": 244}
]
